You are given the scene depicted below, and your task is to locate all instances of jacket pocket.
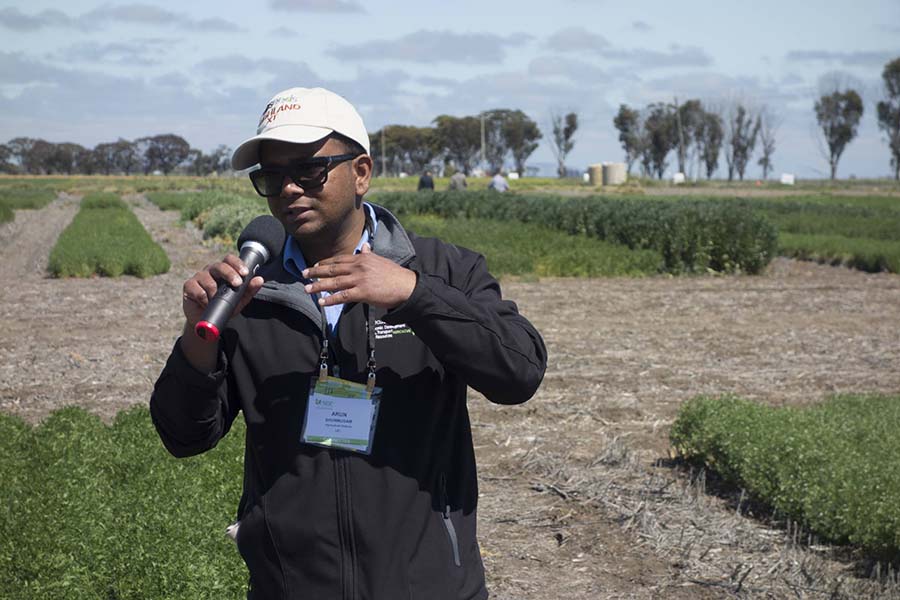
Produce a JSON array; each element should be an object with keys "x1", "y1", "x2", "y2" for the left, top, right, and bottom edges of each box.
[
  {"x1": 235, "y1": 500, "x2": 285, "y2": 599},
  {"x1": 440, "y1": 472, "x2": 462, "y2": 568}
]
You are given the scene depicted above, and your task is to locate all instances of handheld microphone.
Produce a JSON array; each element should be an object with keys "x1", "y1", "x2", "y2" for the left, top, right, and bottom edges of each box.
[{"x1": 195, "y1": 215, "x2": 286, "y2": 342}]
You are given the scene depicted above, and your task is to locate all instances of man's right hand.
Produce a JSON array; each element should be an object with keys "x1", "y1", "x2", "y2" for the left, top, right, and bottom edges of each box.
[{"x1": 180, "y1": 254, "x2": 265, "y2": 372}]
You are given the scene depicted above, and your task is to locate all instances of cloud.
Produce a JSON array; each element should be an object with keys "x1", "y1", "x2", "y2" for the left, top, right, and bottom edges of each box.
[
  {"x1": 544, "y1": 28, "x2": 711, "y2": 69},
  {"x1": 53, "y1": 39, "x2": 175, "y2": 66},
  {"x1": 603, "y1": 45, "x2": 713, "y2": 69},
  {"x1": 785, "y1": 49, "x2": 899, "y2": 67},
  {"x1": 1, "y1": 5, "x2": 243, "y2": 33},
  {"x1": 331, "y1": 30, "x2": 532, "y2": 64},
  {"x1": 194, "y1": 55, "x2": 318, "y2": 82},
  {"x1": 0, "y1": 7, "x2": 74, "y2": 31},
  {"x1": 269, "y1": 0, "x2": 365, "y2": 12},
  {"x1": 528, "y1": 55, "x2": 610, "y2": 83},
  {"x1": 545, "y1": 27, "x2": 610, "y2": 53},
  {"x1": 632, "y1": 20, "x2": 652, "y2": 32}
]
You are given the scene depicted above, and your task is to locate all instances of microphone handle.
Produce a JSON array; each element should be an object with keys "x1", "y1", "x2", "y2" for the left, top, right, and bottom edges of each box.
[{"x1": 194, "y1": 246, "x2": 267, "y2": 341}]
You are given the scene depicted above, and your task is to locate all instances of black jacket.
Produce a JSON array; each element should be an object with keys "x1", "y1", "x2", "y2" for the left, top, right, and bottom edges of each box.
[{"x1": 150, "y1": 204, "x2": 547, "y2": 600}]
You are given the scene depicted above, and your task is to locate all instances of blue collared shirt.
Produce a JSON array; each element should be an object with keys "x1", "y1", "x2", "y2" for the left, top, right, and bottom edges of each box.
[{"x1": 282, "y1": 202, "x2": 378, "y2": 334}]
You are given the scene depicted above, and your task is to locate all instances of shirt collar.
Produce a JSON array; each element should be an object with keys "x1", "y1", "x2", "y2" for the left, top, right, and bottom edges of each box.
[{"x1": 283, "y1": 202, "x2": 377, "y2": 282}]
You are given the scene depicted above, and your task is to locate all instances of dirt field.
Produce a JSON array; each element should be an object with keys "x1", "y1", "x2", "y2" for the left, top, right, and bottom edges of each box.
[{"x1": 2, "y1": 196, "x2": 900, "y2": 599}]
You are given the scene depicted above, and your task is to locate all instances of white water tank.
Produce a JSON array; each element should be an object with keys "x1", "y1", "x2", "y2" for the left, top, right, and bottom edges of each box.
[{"x1": 602, "y1": 162, "x2": 627, "y2": 185}]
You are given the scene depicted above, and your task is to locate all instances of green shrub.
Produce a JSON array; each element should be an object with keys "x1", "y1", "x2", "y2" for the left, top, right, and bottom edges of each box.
[
  {"x1": 0, "y1": 407, "x2": 247, "y2": 599},
  {"x1": 375, "y1": 192, "x2": 778, "y2": 274},
  {"x1": 671, "y1": 395, "x2": 900, "y2": 558},
  {"x1": 180, "y1": 191, "x2": 262, "y2": 224},
  {"x1": 203, "y1": 201, "x2": 269, "y2": 244},
  {"x1": 47, "y1": 194, "x2": 170, "y2": 278}
]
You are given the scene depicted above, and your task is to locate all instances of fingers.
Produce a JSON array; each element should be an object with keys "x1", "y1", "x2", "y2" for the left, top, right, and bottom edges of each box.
[
  {"x1": 182, "y1": 256, "x2": 247, "y2": 309},
  {"x1": 234, "y1": 276, "x2": 265, "y2": 314}
]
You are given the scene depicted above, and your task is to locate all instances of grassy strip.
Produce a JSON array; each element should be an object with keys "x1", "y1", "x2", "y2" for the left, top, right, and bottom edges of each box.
[
  {"x1": 779, "y1": 233, "x2": 900, "y2": 273},
  {"x1": 670, "y1": 395, "x2": 900, "y2": 559},
  {"x1": 404, "y1": 214, "x2": 663, "y2": 276},
  {"x1": 145, "y1": 191, "x2": 195, "y2": 211},
  {"x1": 0, "y1": 407, "x2": 247, "y2": 599},
  {"x1": 376, "y1": 191, "x2": 778, "y2": 274},
  {"x1": 0, "y1": 188, "x2": 58, "y2": 222},
  {"x1": 47, "y1": 193, "x2": 170, "y2": 278}
]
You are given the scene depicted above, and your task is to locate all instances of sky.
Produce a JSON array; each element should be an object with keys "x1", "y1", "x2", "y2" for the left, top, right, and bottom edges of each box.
[{"x1": 1, "y1": 0, "x2": 899, "y2": 178}]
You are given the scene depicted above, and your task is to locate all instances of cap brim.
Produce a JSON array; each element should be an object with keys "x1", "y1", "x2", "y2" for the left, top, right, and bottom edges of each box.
[{"x1": 231, "y1": 125, "x2": 334, "y2": 170}]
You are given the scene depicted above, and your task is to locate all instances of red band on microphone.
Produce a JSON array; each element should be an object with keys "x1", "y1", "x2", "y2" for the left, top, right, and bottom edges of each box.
[{"x1": 195, "y1": 321, "x2": 220, "y2": 342}]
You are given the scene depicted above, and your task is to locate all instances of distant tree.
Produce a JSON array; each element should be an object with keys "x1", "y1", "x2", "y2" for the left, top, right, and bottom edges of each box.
[
  {"x1": 0, "y1": 144, "x2": 14, "y2": 173},
  {"x1": 25, "y1": 140, "x2": 57, "y2": 174},
  {"x1": 643, "y1": 103, "x2": 677, "y2": 179},
  {"x1": 112, "y1": 139, "x2": 140, "y2": 175},
  {"x1": 210, "y1": 145, "x2": 232, "y2": 173},
  {"x1": 676, "y1": 99, "x2": 704, "y2": 177},
  {"x1": 480, "y1": 110, "x2": 511, "y2": 172},
  {"x1": 393, "y1": 126, "x2": 438, "y2": 174},
  {"x1": 137, "y1": 134, "x2": 191, "y2": 175},
  {"x1": 549, "y1": 111, "x2": 577, "y2": 178},
  {"x1": 75, "y1": 146, "x2": 100, "y2": 175},
  {"x1": 756, "y1": 107, "x2": 780, "y2": 180},
  {"x1": 724, "y1": 104, "x2": 761, "y2": 181},
  {"x1": 47, "y1": 143, "x2": 85, "y2": 174},
  {"x1": 815, "y1": 88, "x2": 863, "y2": 180},
  {"x1": 876, "y1": 57, "x2": 900, "y2": 180},
  {"x1": 613, "y1": 104, "x2": 643, "y2": 174},
  {"x1": 433, "y1": 115, "x2": 481, "y2": 175},
  {"x1": 501, "y1": 110, "x2": 541, "y2": 177},
  {"x1": 695, "y1": 110, "x2": 724, "y2": 179},
  {"x1": 93, "y1": 142, "x2": 119, "y2": 175}
]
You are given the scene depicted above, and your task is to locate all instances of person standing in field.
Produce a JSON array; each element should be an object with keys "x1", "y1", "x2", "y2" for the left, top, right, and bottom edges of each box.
[
  {"x1": 150, "y1": 86, "x2": 546, "y2": 600},
  {"x1": 448, "y1": 170, "x2": 467, "y2": 191},
  {"x1": 417, "y1": 170, "x2": 434, "y2": 191}
]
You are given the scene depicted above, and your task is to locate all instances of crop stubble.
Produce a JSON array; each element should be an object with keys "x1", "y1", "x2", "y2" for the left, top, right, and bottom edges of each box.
[{"x1": 1, "y1": 196, "x2": 899, "y2": 598}]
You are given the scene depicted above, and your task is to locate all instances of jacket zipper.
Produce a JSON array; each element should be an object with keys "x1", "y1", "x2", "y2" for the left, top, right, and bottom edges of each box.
[
  {"x1": 440, "y1": 473, "x2": 462, "y2": 568},
  {"x1": 329, "y1": 336, "x2": 357, "y2": 600}
]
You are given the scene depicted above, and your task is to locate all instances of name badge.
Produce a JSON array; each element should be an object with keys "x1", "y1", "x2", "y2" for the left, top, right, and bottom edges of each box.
[{"x1": 301, "y1": 376, "x2": 382, "y2": 455}]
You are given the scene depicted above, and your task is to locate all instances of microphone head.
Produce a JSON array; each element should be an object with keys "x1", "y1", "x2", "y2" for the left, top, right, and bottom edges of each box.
[{"x1": 237, "y1": 215, "x2": 287, "y2": 264}]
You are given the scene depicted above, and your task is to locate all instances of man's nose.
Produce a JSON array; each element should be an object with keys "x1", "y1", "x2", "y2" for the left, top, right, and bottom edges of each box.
[{"x1": 281, "y1": 175, "x2": 305, "y2": 197}]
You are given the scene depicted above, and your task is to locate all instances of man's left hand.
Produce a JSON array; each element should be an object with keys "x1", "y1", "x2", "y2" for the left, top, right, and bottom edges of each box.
[{"x1": 303, "y1": 244, "x2": 417, "y2": 310}]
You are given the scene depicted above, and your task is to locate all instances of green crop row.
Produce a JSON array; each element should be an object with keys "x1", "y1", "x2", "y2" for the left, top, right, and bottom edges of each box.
[
  {"x1": 0, "y1": 188, "x2": 58, "y2": 223},
  {"x1": 403, "y1": 215, "x2": 663, "y2": 276},
  {"x1": 375, "y1": 191, "x2": 778, "y2": 274},
  {"x1": 47, "y1": 193, "x2": 170, "y2": 278},
  {"x1": 778, "y1": 233, "x2": 900, "y2": 273},
  {"x1": 670, "y1": 395, "x2": 900, "y2": 559},
  {"x1": 0, "y1": 406, "x2": 247, "y2": 599}
]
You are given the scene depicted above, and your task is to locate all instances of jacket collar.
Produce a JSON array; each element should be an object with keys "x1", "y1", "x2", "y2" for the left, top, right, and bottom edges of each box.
[{"x1": 254, "y1": 202, "x2": 416, "y2": 328}]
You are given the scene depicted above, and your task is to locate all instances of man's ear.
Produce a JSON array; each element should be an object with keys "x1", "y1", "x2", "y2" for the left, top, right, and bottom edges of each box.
[{"x1": 354, "y1": 154, "x2": 373, "y2": 197}]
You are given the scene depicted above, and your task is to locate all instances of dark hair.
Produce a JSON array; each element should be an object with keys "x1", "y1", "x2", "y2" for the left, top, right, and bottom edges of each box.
[{"x1": 330, "y1": 132, "x2": 366, "y2": 156}]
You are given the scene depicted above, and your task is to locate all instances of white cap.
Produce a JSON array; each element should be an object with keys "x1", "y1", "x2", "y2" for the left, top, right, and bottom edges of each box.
[{"x1": 231, "y1": 87, "x2": 370, "y2": 170}]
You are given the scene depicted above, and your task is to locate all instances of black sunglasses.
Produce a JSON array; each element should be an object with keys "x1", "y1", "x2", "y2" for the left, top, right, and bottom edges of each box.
[{"x1": 249, "y1": 153, "x2": 360, "y2": 198}]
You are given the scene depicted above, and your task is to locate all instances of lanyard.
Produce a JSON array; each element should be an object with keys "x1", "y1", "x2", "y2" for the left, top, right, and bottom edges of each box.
[
  {"x1": 317, "y1": 214, "x2": 378, "y2": 393},
  {"x1": 317, "y1": 303, "x2": 377, "y2": 393}
]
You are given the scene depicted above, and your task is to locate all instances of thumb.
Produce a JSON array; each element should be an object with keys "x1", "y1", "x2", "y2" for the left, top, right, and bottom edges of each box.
[{"x1": 361, "y1": 242, "x2": 372, "y2": 254}]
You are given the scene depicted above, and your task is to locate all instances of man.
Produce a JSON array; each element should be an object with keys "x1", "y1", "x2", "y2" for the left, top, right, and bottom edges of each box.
[
  {"x1": 150, "y1": 87, "x2": 546, "y2": 600},
  {"x1": 487, "y1": 170, "x2": 509, "y2": 193},
  {"x1": 417, "y1": 170, "x2": 434, "y2": 191},
  {"x1": 448, "y1": 170, "x2": 467, "y2": 191}
]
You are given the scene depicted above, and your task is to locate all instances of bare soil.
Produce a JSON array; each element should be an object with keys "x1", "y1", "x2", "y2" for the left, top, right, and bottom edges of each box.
[{"x1": 2, "y1": 196, "x2": 900, "y2": 599}]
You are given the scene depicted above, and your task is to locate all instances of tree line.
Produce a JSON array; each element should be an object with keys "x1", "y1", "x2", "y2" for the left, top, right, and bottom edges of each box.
[
  {"x1": 369, "y1": 109, "x2": 548, "y2": 177},
  {"x1": 3, "y1": 57, "x2": 897, "y2": 181},
  {"x1": 613, "y1": 56, "x2": 900, "y2": 181},
  {"x1": 0, "y1": 135, "x2": 232, "y2": 177}
]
